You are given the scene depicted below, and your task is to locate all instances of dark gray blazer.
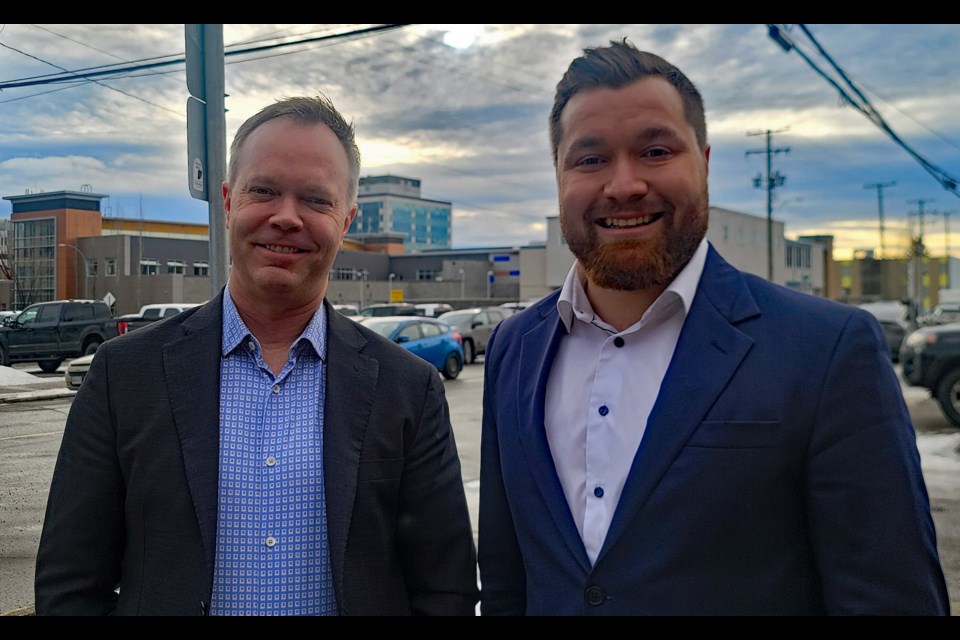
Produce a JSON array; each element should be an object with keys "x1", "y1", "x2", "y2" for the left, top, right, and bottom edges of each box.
[{"x1": 35, "y1": 291, "x2": 479, "y2": 615}]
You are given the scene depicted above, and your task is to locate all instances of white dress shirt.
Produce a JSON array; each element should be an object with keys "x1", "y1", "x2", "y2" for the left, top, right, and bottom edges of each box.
[{"x1": 544, "y1": 238, "x2": 708, "y2": 565}]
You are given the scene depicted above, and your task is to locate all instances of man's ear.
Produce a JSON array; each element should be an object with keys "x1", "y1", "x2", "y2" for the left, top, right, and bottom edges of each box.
[
  {"x1": 341, "y1": 203, "x2": 358, "y2": 243},
  {"x1": 703, "y1": 144, "x2": 711, "y2": 176},
  {"x1": 222, "y1": 182, "x2": 232, "y2": 228}
]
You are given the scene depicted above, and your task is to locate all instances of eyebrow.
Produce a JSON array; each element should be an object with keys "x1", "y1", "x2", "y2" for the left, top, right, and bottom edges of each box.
[{"x1": 564, "y1": 126, "x2": 689, "y2": 157}]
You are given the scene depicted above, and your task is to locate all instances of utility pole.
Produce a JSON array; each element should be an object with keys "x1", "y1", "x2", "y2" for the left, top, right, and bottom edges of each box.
[
  {"x1": 864, "y1": 181, "x2": 895, "y2": 258},
  {"x1": 747, "y1": 130, "x2": 790, "y2": 281},
  {"x1": 185, "y1": 25, "x2": 229, "y2": 297},
  {"x1": 908, "y1": 198, "x2": 934, "y2": 315}
]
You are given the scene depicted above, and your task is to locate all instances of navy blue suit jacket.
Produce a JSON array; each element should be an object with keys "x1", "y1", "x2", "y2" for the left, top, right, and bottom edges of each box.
[{"x1": 479, "y1": 245, "x2": 948, "y2": 615}]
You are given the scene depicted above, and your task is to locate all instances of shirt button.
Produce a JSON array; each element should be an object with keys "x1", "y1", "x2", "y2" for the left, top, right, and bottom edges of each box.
[
  {"x1": 247, "y1": 340, "x2": 256, "y2": 351},
  {"x1": 613, "y1": 336, "x2": 625, "y2": 348},
  {"x1": 272, "y1": 384, "x2": 280, "y2": 394},
  {"x1": 585, "y1": 585, "x2": 606, "y2": 606},
  {"x1": 266, "y1": 455, "x2": 276, "y2": 467},
  {"x1": 594, "y1": 486, "x2": 604, "y2": 498},
  {"x1": 598, "y1": 405, "x2": 609, "y2": 416},
  {"x1": 265, "y1": 536, "x2": 277, "y2": 548}
]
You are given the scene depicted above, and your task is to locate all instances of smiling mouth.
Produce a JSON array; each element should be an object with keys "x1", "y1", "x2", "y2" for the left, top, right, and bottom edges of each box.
[
  {"x1": 260, "y1": 243, "x2": 306, "y2": 254},
  {"x1": 596, "y1": 213, "x2": 664, "y2": 229}
]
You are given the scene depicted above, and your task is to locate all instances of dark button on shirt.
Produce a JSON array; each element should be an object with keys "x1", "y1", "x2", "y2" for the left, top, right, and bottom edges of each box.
[
  {"x1": 598, "y1": 405, "x2": 609, "y2": 417},
  {"x1": 613, "y1": 336, "x2": 625, "y2": 348},
  {"x1": 594, "y1": 486, "x2": 604, "y2": 498}
]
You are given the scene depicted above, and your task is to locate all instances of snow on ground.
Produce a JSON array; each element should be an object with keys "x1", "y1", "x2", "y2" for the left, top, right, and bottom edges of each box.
[{"x1": 0, "y1": 367, "x2": 48, "y2": 386}]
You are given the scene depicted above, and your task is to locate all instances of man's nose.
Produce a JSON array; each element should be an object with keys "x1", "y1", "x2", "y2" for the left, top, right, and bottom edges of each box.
[
  {"x1": 602, "y1": 158, "x2": 650, "y2": 202},
  {"x1": 269, "y1": 196, "x2": 304, "y2": 230}
]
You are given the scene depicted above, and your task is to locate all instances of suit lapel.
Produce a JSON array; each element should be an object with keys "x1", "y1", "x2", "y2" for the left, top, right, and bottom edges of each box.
[
  {"x1": 518, "y1": 306, "x2": 593, "y2": 571},
  {"x1": 598, "y1": 247, "x2": 760, "y2": 563},
  {"x1": 322, "y1": 303, "x2": 377, "y2": 600},
  {"x1": 163, "y1": 294, "x2": 224, "y2": 574}
]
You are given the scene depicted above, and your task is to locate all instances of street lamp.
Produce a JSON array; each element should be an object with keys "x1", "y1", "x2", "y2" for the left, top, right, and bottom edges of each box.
[
  {"x1": 486, "y1": 270, "x2": 494, "y2": 299},
  {"x1": 388, "y1": 272, "x2": 396, "y2": 301},
  {"x1": 458, "y1": 268, "x2": 465, "y2": 300},
  {"x1": 59, "y1": 243, "x2": 90, "y2": 299}
]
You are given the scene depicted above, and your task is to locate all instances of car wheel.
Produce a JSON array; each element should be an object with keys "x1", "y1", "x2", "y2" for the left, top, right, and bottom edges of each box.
[
  {"x1": 442, "y1": 352, "x2": 462, "y2": 380},
  {"x1": 38, "y1": 358, "x2": 63, "y2": 374},
  {"x1": 463, "y1": 340, "x2": 475, "y2": 365},
  {"x1": 83, "y1": 339, "x2": 102, "y2": 356},
  {"x1": 0, "y1": 344, "x2": 8, "y2": 367},
  {"x1": 935, "y1": 367, "x2": 960, "y2": 427}
]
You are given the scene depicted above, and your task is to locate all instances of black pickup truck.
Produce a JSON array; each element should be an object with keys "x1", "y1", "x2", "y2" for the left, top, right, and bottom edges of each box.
[
  {"x1": 900, "y1": 322, "x2": 960, "y2": 427},
  {"x1": 0, "y1": 299, "x2": 119, "y2": 372}
]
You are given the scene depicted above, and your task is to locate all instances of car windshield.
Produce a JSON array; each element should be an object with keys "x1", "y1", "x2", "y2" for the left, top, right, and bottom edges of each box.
[
  {"x1": 361, "y1": 319, "x2": 406, "y2": 338},
  {"x1": 438, "y1": 311, "x2": 475, "y2": 325}
]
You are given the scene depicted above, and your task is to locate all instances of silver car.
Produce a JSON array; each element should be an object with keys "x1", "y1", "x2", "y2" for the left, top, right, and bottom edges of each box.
[{"x1": 437, "y1": 307, "x2": 511, "y2": 364}]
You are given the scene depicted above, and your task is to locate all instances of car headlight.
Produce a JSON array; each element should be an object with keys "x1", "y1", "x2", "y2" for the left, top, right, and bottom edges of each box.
[{"x1": 904, "y1": 331, "x2": 937, "y2": 351}]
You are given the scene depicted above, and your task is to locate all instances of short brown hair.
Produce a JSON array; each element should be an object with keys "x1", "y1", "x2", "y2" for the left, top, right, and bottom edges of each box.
[
  {"x1": 227, "y1": 94, "x2": 361, "y2": 201},
  {"x1": 548, "y1": 38, "x2": 707, "y2": 166}
]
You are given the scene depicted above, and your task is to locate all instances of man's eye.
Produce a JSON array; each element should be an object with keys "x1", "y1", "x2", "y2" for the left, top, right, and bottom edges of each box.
[
  {"x1": 645, "y1": 148, "x2": 670, "y2": 158},
  {"x1": 576, "y1": 156, "x2": 603, "y2": 167},
  {"x1": 249, "y1": 187, "x2": 271, "y2": 195}
]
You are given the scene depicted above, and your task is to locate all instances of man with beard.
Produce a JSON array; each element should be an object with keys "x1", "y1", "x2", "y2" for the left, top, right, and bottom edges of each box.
[{"x1": 477, "y1": 39, "x2": 948, "y2": 615}]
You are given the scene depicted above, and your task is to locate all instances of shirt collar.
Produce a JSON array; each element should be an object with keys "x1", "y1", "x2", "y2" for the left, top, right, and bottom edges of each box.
[
  {"x1": 556, "y1": 237, "x2": 710, "y2": 333},
  {"x1": 221, "y1": 284, "x2": 328, "y2": 361}
]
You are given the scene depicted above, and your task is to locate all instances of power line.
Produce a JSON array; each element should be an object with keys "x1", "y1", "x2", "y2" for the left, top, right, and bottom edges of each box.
[
  {"x1": 0, "y1": 24, "x2": 409, "y2": 90},
  {"x1": 766, "y1": 24, "x2": 959, "y2": 199}
]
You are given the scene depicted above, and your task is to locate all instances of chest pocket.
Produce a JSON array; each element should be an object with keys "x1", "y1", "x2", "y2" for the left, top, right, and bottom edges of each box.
[{"x1": 685, "y1": 420, "x2": 780, "y2": 449}]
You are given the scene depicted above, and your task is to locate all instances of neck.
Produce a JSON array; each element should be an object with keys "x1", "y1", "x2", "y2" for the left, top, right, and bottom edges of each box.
[
  {"x1": 582, "y1": 274, "x2": 666, "y2": 332},
  {"x1": 229, "y1": 283, "x2": 324, "y2": 349}
]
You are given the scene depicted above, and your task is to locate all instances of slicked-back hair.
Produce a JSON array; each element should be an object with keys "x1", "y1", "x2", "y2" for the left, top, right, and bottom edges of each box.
[
  {"x1": 549, "y1": 38, "x2": 707, "y2": 166},
  {"x1": 227, "y1": 94, "x2": 361, "y2": 202}
]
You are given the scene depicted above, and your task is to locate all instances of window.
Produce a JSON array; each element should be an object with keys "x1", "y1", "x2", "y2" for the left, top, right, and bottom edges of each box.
[
  {"x1": 397, "y1": 323, "x2": 421, "y2": 342},
  {"x1": 416, "y1": 269, "x2": 436, "y2": 281},
  {"x1": 105, "y1": 258, "x2": 116, "y2": 276},
  {"x1": 38, "y1": 303, "x2": 63, "y2": 323},
  {"x1": 331, "y1": 267, "x2": 357, "y2": 281},
  {"x1": 421, "y1": 322, "x2": 442, "y2": 338},
  {"x1": 193, "y1": 262, "x2": 209, "y2": 276},
  {"x1": 87, "y1": 259, "x2": 98, "y2": 276},
  {"x1": 167, "y1": 260, "x2": 186, "y2": 275},
  {"x1": 140, "y1": 260, "x2": 158, "y2": 275}
]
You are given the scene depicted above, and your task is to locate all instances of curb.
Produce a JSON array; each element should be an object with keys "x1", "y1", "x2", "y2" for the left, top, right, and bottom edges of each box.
[{"x1": 0, "y1": 388, "x2": 76, "y2": 404}]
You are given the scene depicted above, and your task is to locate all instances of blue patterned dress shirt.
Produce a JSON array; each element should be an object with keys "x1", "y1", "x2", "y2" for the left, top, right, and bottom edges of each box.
[{"x1": 209, "y1": 289, "x2": 336, "y2": 615}]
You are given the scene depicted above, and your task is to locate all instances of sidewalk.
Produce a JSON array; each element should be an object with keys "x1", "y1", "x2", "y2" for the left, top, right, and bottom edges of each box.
[{"x1": 0, "y1": 372, "x2": 76, "y2": 404}]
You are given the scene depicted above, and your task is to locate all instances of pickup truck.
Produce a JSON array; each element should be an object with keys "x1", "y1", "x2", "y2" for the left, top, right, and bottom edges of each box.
[
  {"x1": 115, "y1": 302, "x2": 203, "y2": 335},
  {"x1": 0, "y1": 299, "x2": 119, "y2": 372},
  {"x1": 900, "y1": 322, "x2": 960, "y2": 426}
]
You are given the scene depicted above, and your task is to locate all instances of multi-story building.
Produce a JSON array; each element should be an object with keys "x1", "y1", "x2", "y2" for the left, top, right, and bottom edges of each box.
[{"x1": 352, "y1": 175, "x2": 452, "y2": 251}]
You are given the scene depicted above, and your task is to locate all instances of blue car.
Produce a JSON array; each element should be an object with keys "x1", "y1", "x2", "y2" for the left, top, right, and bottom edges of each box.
[{"x1": 359, "y1": 316, "x2": 465, "y2": 380}]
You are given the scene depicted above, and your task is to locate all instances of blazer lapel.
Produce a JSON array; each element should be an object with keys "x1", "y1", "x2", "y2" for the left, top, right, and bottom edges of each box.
[
  {"x1": 598, "y1": 247, "x2": 761, "y2": 563},
  {"x1": 163, "y1": 294, "x2": 225, "y2": 574},
  {"x1": 322, "y1": 303, "x2": 378, "y2": 600},
  {"x1": 518, "y1": 306, "x2": 593, "y2": 572}
]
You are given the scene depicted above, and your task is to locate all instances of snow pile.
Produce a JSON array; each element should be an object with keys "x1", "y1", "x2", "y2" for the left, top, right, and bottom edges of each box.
[{"x1": 0, "y1": 366, "x2": 50, "y2": 386}]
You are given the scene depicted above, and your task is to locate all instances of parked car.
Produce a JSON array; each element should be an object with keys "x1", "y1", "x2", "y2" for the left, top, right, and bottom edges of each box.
[
  {"x1": 900, "y1": 322, "x2": 960, "y2": 426},
  {"x1": 359, "y1": 303, "x2": 419, "y2": 318},
  {"x1": 114, "y1": 302, "x2": 204, "y2": 335},
  {"x1": 414, "y1": 303, "x2": 454, "y2": 318},
  {"x1": 64, "y1": 353, "x2": 95, "y2": 390},
  {"x1": 437, "y1": 306, "x2": 511, "y2": 364},
  {"x1": 0, "y1": 299, "x2": 118, "y2": 372},
  {"x1": 858, "y1": 301, "x2": 910, "y2": 361},
  {"x1": 359, "y1": 316, "x2": 464, "y2": 380},
  {"x1": 919, "y1": 303, "x2": 960, "y2": 327}
]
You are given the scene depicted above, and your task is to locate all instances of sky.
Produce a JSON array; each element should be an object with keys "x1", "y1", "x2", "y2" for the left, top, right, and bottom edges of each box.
[{"x1": 1, "y1": 23, "x2": 958, "y2": 260}]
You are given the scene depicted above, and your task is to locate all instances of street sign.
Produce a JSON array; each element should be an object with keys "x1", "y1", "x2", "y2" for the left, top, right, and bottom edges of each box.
[
  {"x1": 103, "y1": 291, "x2": 116, "y2": 307},
  {"x1": 390, "y1": 289, "x2": 403, "y2": 302},
  {"x1": 187, "y1": 95, "x2": 207, "y2": 201}
]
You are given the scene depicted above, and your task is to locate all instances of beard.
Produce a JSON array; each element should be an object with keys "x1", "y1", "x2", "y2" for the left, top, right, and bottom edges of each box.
[{"x1": 560, "y1": 189, "x2": 709, "y2": 291}]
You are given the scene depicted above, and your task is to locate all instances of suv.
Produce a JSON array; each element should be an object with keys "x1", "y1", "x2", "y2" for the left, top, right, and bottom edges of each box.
[
  {"x1": 901, "y1": 323, "x2": 960, "y2": 426},
  {"x1": 437, "y1": 306, "x2": 511, "y2": 364}
]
